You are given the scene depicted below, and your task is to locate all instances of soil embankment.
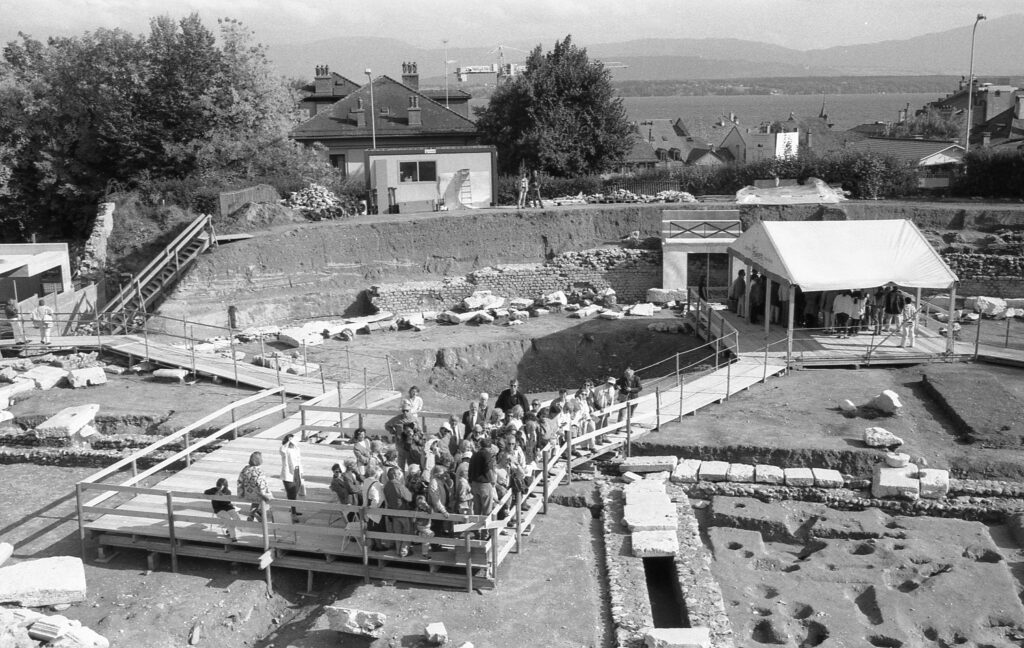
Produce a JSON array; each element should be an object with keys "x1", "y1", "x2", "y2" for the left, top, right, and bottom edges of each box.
[{"x1": 156, "y1": 200, "x2": 1024, "y2": 329}]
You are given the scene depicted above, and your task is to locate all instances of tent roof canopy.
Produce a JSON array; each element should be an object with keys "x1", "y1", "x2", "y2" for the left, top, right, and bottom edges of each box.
[{"x1": 727, "y1": 219, "x2": 958, "y2": 292}]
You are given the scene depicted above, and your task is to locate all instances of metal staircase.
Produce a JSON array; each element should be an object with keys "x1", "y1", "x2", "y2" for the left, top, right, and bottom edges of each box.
[
  {"x1": 456, "y1": 168, "x2": 472, "y2": 207},
  {"x1": 100, "y1": 213, "x2": 214, "y2": 333}
]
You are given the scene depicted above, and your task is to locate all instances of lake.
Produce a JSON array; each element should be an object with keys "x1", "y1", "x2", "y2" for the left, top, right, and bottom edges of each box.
[{"x1": 622, "y1": 92, "x2": 942, "y2": 141}]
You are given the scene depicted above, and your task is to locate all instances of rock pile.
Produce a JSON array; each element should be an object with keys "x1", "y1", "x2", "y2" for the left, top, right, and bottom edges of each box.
[
  {"x1": 284, "y1": 184, "x2": 356, "y2": 220},
  {"x1": 0, "y1": 608, "x2": 108, "y2": 648}
]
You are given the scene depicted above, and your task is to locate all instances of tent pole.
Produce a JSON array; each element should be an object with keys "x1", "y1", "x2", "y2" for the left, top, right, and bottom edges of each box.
[
  {"x1": 786, "y1": 284, "x2": 795, "y2": 374},
  {"x1": 947, "y1": 285, "x2": 957, "y2": 355},
  {"x1": 743, "y1": 264, "x2": 752, "y2": 322}
]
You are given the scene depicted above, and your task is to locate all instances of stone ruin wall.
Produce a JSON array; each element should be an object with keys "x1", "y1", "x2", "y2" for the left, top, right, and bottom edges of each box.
[
  {"x1": 941, "y1": 252, "x2": 1024, "y2": 298},
  {"x1": 368, "y1": 248, "x2": 662, "y2": 314}
]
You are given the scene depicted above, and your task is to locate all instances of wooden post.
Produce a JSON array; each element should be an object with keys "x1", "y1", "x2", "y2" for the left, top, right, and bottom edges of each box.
[
  {"x1": 726, "y1": 355, "x2": 732, "y2": 401},
  {"x1": 386, "y1": 355, "x2": 394, "y2": 390},
  {"x1": 678, "y1": 376, "x2": 684, "y2": 422},
  {"x1": 490, "y1": 530, "x2": 499, "y2": 586},
  {"x1": 786, "y1": 284, "x2": 796, "y2": 374},
  {"x1": 346, "y1": 348, "x2": 352, "y2": 380},
  {"x1": 184, "y1": 432, "x2": 191, "y2": 466},
  {"x1": 300, "y1": 407, "x2": 307, "y2": 442},
  {"x1": 947, "y1": 285, "x2": 957, "y2": 355},
  {"x1": 231, "y1": 334, "x2": 239, "y2": 389},
  {"x1": 655, "y1": 387, "x2": 661, "y2": 431},
  {"x1": 541, "y1": 448, "x2": 550, "y2": 514},
  {"x1": 564, "y1": 424, "x2": 573, "y2": 484},
  {"x1": 336, "y1": 382, "x2": 344, "y2": 426},
  {"x1": 464, "y1": 531, "x2": 473, "y2": 593},
  {"x1": 319, "y1": 366, "x2": 326, "y2": 393},
  {"x1": 763, "y1": 277, "x2": 772, "y2": 339},
  {"x1": 280, "y1": 388, "x2": 287, "y2": 419},
  {"x1": 363, "y1": 368, "x2": 369, "y2": 409},
  {"x1": 1005, "y1": 317, "x2": 1011, "y2": 349},
  {"x1": 625, "y1": 405, "x2": 632, "y2": 457},
  {"x1": 361, "y1": 500, "x2": 370, "y2": 585},
  {"x1": 302, "y1": 341, "x2": 308, "y2": 375},
  {"x1": 514, "y1": 490, "x2": 523, "y2": 554},
  {"x1": 259, "y1": 337, "x2": 266, "y2": 360},
  {"x1": 75, "y1": 483, "x2": 86, "y2": 559},
  {"x1": 189, "y1": 326, "x2": 197, "y2": 379},
  {"x1": 260, "y1": 501, "x2": 273, "y2": 593},
  {"x1": 165, "y1": 492, "x2": 178, "y2": 573}
]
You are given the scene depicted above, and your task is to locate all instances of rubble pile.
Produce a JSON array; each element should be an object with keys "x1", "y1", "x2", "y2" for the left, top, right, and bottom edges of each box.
[
  {"x1": 579, "y1": 188, "x2": 698, "y2": 204},
  {"x1": 284, "y1": 184, "x2": 356, "y2": 221}
]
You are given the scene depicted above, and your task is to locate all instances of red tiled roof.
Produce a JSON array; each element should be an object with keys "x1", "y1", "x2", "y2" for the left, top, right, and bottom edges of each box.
[{"x1": 845, "y1": 137, "x2": 964, "y2": 165}]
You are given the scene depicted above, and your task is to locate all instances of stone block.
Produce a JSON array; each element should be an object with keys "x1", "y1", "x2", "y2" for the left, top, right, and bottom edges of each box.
[
  {"x1": 543, "y1": 290, "x2": 567, "y2": 306},
  {"x1": 27, "y1": 614, "x2": 72, "y2": 642},
  {"x1": 871, "y1": 464, "x2": 920, "y2": 500},
  {"x1": 727, "y1": 463, "x2": 754, "y2": 483},
  {"x1": 153, "y1": 368, "x2": 188, "y2": 383},
  {"x1": 462, "y1": 291, "x2": 503, "y2": 311},
  {"x1": 754, "y1": 464, "x2": 784, "y2": 485},
  {"x1": 599, "y1": 310, "x2": 624, "y2": 320},
  {"x1": 784, "y1": 467, "x2": 815, "y2": 487},
  {"x1": 631, "y1": 530, "x2": 678, "y2": 557},
  {"x1": 66, "y1": 367, "x2": 107, "y2": 389},
  {"x1": 531, "y1": 308, "x2": 549, "y2": 317},
  {"x1": 812, "y1": 468, "x2": 844, "y2": 488},
  {"x1": 919, "y1": 468, "x2": 950, "y2": 499},
  {"x1": 647, "y1": 288, "x2": 670, "y2": 303},
  {"x1": 35, "y1": 405, "x2": 99, "y2": 438},
  {"x1": 644, "y1": 627, "x2": 711, "y2": 648},
  {"x1": 50, "y1": 625, "x2": 109, "y2": 648},
  {"x1": 864, "y1": 426, "x2": 903, "y2": 448},
  {"x1": 625, "y1": 480, "x2": 666, "y2": 498},
  {"x1": 698, "y1": 461, "x2": 730, "y2": 482},
  {"x1": 0, "y1": 379, "x2": 34, "y2": 403},
  {"x1": 620, "y1": 456, "x2": 678, "y2": 474},
  {"x1": 622, "y1": 471, "x2": 643, "y2": 484},
  {"x1": 0, "y1": 410, "x2": 12, "y2": 425},
  {"x1": 976, "y1": 295, "x2": 1007, "y2": 317},
  {"x1": 278, "y1": 327, "x2": 324, "y2": 347},
  {"x1": 644, "y1": 471, "x2": 670, "y2": 482},
  {"x1": 323, "y1": 606, "x2": 386, "y2": 638},
  {"x1": 21, "y1": 365, "x2": 66, "y2": 390},
  {"x1": 0, "y1": 367, "x2": 19, "y2": 383},
  {"x1": 872, "y1": 390, "x2": 902, "y2": 414},
  {"x1": 623, "y1": 493, "x2": 678, "y2": 532},
  {"x1": 0, "y1": 556, "x2": 87, "y2": 606},
  {"x1": 571, "y1": 305, "x2": 603, "y2": 318},
  {"x1": 509, "y1": 298, "x2": 534, "y2": 310},
  {"x1": 0, "y1": 542, "x2": 12, "y2": 567},
  {"x1": 102, "y1": 365, "x2": 126, "y2": 375},
  {"x1": 885, "y1": 452, "x2": 910, "y2": 468},
  {"x1": 628, "y1": 303, "x2": 655, "y2": 317},
  {"x1": 671, "y1": 459, "x2": 701, "y2": 484},
  {"x1": 839, "y1": 399, "x2": 857, "y2": 413},
  {"x1": 423, "y1": 621, "x2": 448, "y2": 645}
]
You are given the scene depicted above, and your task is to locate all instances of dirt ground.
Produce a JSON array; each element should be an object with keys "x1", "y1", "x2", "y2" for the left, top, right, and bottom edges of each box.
[{"x1": 0, "y1": 462, "x2": 606, "y2": 648}]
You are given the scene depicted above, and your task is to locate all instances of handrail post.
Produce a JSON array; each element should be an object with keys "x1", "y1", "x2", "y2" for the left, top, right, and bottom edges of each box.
[
  {"x1": 542, "y1": 448, "x2": 550, "y2": 514},
  {"x1": 281, "y1": 388, "x2": 287, "y2": 419},
  {"x1": 75, "y1": 483, "x2": 86, "y2": 559},
  {"x1": 320, "y1": 366, "x2": 326, "y2": 394},
  {"x1": 655, "y1": 386, "x2": 661, "y2": 431},
  {"x1": 386, "y1": 354, "x2": 395, "y2": 390},
  {"x1": 625, "y1": 404, "x2": 632, "y2": 457},
  {"x1": 189, "y1": 326, "x2": 197, "y2": 379},
  {"x1": 230, "y1": 329, "x2": 239, "y2": 389},
  {"x1": 975, "y1": 314, "x2": 982, "y2": 359},
  {"x1": 184, "y1": 432, "x2": 191, "y2": 466},
  {"x1": 260, "y1": 501, "x2": 273, "y2": 593},
  {"x1": 726, "y1": 356, "x2": 732, "y2": 400},
  {"x1": 514, "y1": 490, "x2": 523, "y2": 554},
  {"x1": 363, "y1": 368, "x2": 369, "y2": 409},
  {"x1": 762, "y1": 342, "x2": 769, "y2": 382},
  {"x1": 336, "y1": 381, "x2": 344, "y2": 426},
  {"x1": 1005, "y1": 316, "x2": 1011, "y2": 349},
  {"x1": 300, "y1": 407, "x2": 307, "y2": 442},
  {"x1": 564, "y1": 424, "x2": 573, "y2": 484},
  {"x1": 165, "y1": 492, "x2": 178, "y2": 573}
]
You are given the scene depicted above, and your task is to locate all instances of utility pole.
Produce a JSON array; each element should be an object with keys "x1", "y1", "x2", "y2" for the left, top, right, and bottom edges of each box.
[
  {"x1": 964, "y1": 13, "x2": 986, "y2": 152},
  {"x1": 365, "y1": 68, "x2": 376, "y2": 150},
  {"x1": 443, "y1": 39, "x2": 450, "y2": 108}
]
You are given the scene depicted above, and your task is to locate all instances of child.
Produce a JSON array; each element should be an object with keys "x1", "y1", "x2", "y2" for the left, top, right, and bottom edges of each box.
[
  {"x1": 454, "y1": 462, "x2": 473, "y2": 515},
  {"x1": 30, "y1": 298, "x2": 54, "y2": 344},
  {"x1": 413, "y1": 494, "x2": 435, "y2": 558},
  {"x1": 204, "y1": 478, "x2": 241, "y2": 541},
  {"x1": 899, "y1": 297, "x2": 918, "y2": 348}
]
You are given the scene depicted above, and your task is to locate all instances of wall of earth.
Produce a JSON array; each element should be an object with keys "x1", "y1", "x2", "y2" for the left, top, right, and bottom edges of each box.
[{"x1": 155, "y1": 202, "x2": 1024, "y2": 329}]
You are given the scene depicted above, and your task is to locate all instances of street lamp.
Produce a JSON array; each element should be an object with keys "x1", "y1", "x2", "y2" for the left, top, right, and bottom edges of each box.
[
  {"x1": 964, "y1": 13, "x2": 986, "y2": 152},
  {"x1": 362, "y1": 68, "x2": 374, "y2": 149}
]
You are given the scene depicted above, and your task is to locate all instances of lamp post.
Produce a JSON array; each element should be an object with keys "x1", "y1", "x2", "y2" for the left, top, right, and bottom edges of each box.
[
  {"x1": 964, "y1": 13, "x2": 986, "y2": 152},
  {"x1": 365, "y1": 68, "x2": 376, "y2": 150},
  {"x1": 443, "y1": 39, "x2": 449, "y2": 108}
]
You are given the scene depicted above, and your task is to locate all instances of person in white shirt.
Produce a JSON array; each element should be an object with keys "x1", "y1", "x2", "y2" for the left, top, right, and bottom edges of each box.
[
  {"x1": 402, "y1": 386, "x2": 424, "y2": 417},
  {"x1": 899, "y1": 297, "x2": 919, "y2": 348},
  {"x1": 279, "y1": 434, "x2": 303, "y2": 522}
]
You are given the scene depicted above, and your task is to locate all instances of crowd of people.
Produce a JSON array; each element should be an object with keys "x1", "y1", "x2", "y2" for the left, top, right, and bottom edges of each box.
[
  {"x1": 213, "y1": 373, "x2": 643, "y2": 556},
  {"x1": 728, "y1": 273, "x2": 920, "y2": 347}
]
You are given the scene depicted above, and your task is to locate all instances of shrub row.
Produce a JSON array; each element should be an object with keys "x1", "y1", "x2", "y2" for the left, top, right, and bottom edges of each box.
[{"x1": 954, "y1": 148, "x2": 1024, "y2": 199}]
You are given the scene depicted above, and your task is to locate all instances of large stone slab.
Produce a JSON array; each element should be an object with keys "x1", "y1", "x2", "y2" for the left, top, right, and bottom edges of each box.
[
  {"x1": 698, "y1": 461, "x2": 730, "y2": 482},
  {"x1": 21, "y1": 365, "x2": 66, "y2": 390},
  {"x1": 727, "y1": 463, "x2": 754, "y2": 483},
  {"x1": 278, "y1": 327, "x2": 324, "y2": 347},
  {"x1": 812, "y1": 468, "x2": 844, "y2": 489},
  {"x1": 323, "y1": 606, "x2": 386, "y2": 638},
  {"x1": 864, "y1": 426, "x2": 903, "y2": 448},
  {"x1": 784, "y1": 467, "x2": 815, "y2": 487},
  {"x1": 0, "y1": 410, "x2": 13, "y2": 424},
  {"x1": 620, "y1": 455, "x2": 679, "y2": 474},
  {"x1": 625, "y1": 480, "x2": 667, "y2": 498},
  {"x1": 671, "y1": 459, "x2": 701, "y2": 484},
  {"x1": 66, "y1": 367, "x2": 108, "y2": 389},
  {"x1": 644, "y1": 627, "x2": 711, "y2": 648},
  {"x1": 50, "y1": 625, "x2": 109, "y2": 648},
  {"x1": 153, "y1": 368, "x2": 188, "y2": 383},
  {"x1": 872, "y1": 463, "x2": 920, "y2": 500},
  {"x1": 35, "y1": 404, "x2": 99, "y2": 438},
  {"x1": 754, "y1": 464, "x2": 784, "y2": 485},
  {"x1": 872, "y1": 390, "x2": 903, "y2": 414},
  {"x1": 919, "y1": 468, "x2": 950, "y2": 499},
  {"x1": 631, "y1": 530, "x2": 678, "y2": 557},
  {"x1": 423, "y1": 621, "x2": 448, "y2": 645},
  {"x1": 0, "y1": 556, "x2": 87, "y2": 606},
  {"x1": 623, "y1": 492, "x2": 678, "y2": 532},
  {"x1": 0, "y1": 380, "x2": 35, "y2": 402}
]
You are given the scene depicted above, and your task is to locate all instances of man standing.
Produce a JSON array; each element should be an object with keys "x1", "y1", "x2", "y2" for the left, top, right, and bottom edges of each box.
[
  {"x1": 279, "y1": 434, "x2": 303, "y2": 522},
  {"x1": 495, "y1": 378, "x2": 529, "y2": 417},
  {"x1": 462, "y1": 400, "x2": 483, "y2": 434},
  {"x1": 529, "y1": 169, "x2": 543, "y2": 208},
  {"x1": 593, "y1": 376, "x2": 617, "y2": 433},
  {"x1": 516, "y1": 170, "x2": 529, "y2": 209},
  {"x1": 383, "y1": 467, "x2": 414, "y2": 557},
  {"x1": 617, "y1": 367, "x2": 643, "y2": 423},
  {"x1": 4, "y1": 298, "x2": 26, "y2": 344},
  {"x1": 730, "y1": 270, "x2": 746, "y2": 315},
  {"x1": 468, "y1": 438, "x2": 497, "y2": 538},
  {"x1": 748, "y1": 271, "x2": 763, "y2": 325},
  {"x1": 386, "y1": 405, "x2": 417, "y2": 468}
]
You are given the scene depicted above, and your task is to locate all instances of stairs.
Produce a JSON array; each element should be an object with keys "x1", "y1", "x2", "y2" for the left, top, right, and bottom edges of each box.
[
  {"x1": 101, "y1": 214, "x2": 214, "y2": 333},
  {"x1": 456, "y1": 169, "x2": 472, "y2": 207}
]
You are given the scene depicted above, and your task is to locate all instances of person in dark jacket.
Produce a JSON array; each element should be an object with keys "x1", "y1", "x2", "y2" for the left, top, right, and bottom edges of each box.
[
  {"x1": 383, "y1": 467, "x2": 414, "y2": 557},
  {"x1": 616, "y1": 367, "x2": 643, "y2": 422},
  {"x1": 495, "y1": 378, "x2": 529, "y2": 418},
  {"x1": 205, "y1": 478, "x2": 241, "y2": 541}
]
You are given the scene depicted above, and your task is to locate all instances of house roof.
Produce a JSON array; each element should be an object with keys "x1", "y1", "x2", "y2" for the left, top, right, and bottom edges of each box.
[
  {"x1": 291, "y1": 75, "x2": 478, "y2": 140},
  {"x1": 845, "y1": 137, "x2": 964, "y2": 166},
  {"x1": 636, "y1": 118, "x2": 709, "y2": 157},
  {"x1": 622, "y1": 136, "x2": 659, "y2": 164},
  {"x1": 301, "y1": 72, "x2": 362, "y2": 98},
  {"x1": 972, "y1": 102, "x2": 1024, "y2": 147}
]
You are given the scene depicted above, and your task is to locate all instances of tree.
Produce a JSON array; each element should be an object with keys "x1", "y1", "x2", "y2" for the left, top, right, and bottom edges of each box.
[
  {"x1": 475, "y1": 35, "x2": 632, "y2": 176},
  {"x1": 890, "y1": 107, "x2": 963, "y2": 141}
]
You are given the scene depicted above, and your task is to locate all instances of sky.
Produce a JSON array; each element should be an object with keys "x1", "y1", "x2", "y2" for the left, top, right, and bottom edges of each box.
[{"x1": 0, "y1": 0, "x2": 1021, "y2": 50}]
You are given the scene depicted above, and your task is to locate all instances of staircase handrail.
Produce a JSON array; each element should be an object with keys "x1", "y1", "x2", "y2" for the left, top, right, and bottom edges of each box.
[{"x1": 101, "y1": 213, "x2": 212, "y2": 315}]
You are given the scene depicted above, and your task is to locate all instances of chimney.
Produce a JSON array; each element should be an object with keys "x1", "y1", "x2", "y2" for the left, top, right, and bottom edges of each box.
[
  {"x1": 407, "y1": 96, "x2": 422, "y2": 126},
  {"x1": 350, "y1": 96, "x2": 365, "y2": 127},
  {"x1": 314, "y1": 64, "x2": 332, "y2": 95},
  {"x1": 402, "y1": 61, "x2": 419, "y2": 90}
]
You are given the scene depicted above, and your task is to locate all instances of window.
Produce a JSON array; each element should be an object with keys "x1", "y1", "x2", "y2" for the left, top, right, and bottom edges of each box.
[
  {"x1": 399, "y1": 161, "x2": 437, "y2": 182},
  {"x1": 328, "y1": 154, "x2": 347, "y2": 177}
]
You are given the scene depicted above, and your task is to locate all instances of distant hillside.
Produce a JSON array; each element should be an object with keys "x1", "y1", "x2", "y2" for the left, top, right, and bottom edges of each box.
[{"x1": 267, "y1": 14, "x2": 1024, "y2": 83}]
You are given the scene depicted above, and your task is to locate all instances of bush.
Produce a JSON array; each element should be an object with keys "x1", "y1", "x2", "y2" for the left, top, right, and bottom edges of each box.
[{"x1": 954, "y1": 148, "x2": 1024, "y2": 199}]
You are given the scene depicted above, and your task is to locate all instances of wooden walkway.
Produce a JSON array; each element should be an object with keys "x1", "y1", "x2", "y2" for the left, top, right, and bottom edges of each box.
[{"x1": 0, "y1": 334, "x2": 388, "y2": 400}]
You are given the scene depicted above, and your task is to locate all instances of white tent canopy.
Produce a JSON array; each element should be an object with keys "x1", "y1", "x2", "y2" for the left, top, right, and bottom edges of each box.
[{"x1": 727, "y1": 219, "x2": 958, "y2": 292}]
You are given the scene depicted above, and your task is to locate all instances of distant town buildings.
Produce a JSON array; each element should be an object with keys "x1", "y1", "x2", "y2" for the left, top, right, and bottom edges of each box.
[{"x1": 846, "y1": 137, "x2": 964, "y2": 188}]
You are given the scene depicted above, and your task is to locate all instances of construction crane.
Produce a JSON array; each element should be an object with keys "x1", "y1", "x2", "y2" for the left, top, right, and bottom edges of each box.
[{"x1": 456, "y1": 44, "x2": 529, "y2": 83}]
